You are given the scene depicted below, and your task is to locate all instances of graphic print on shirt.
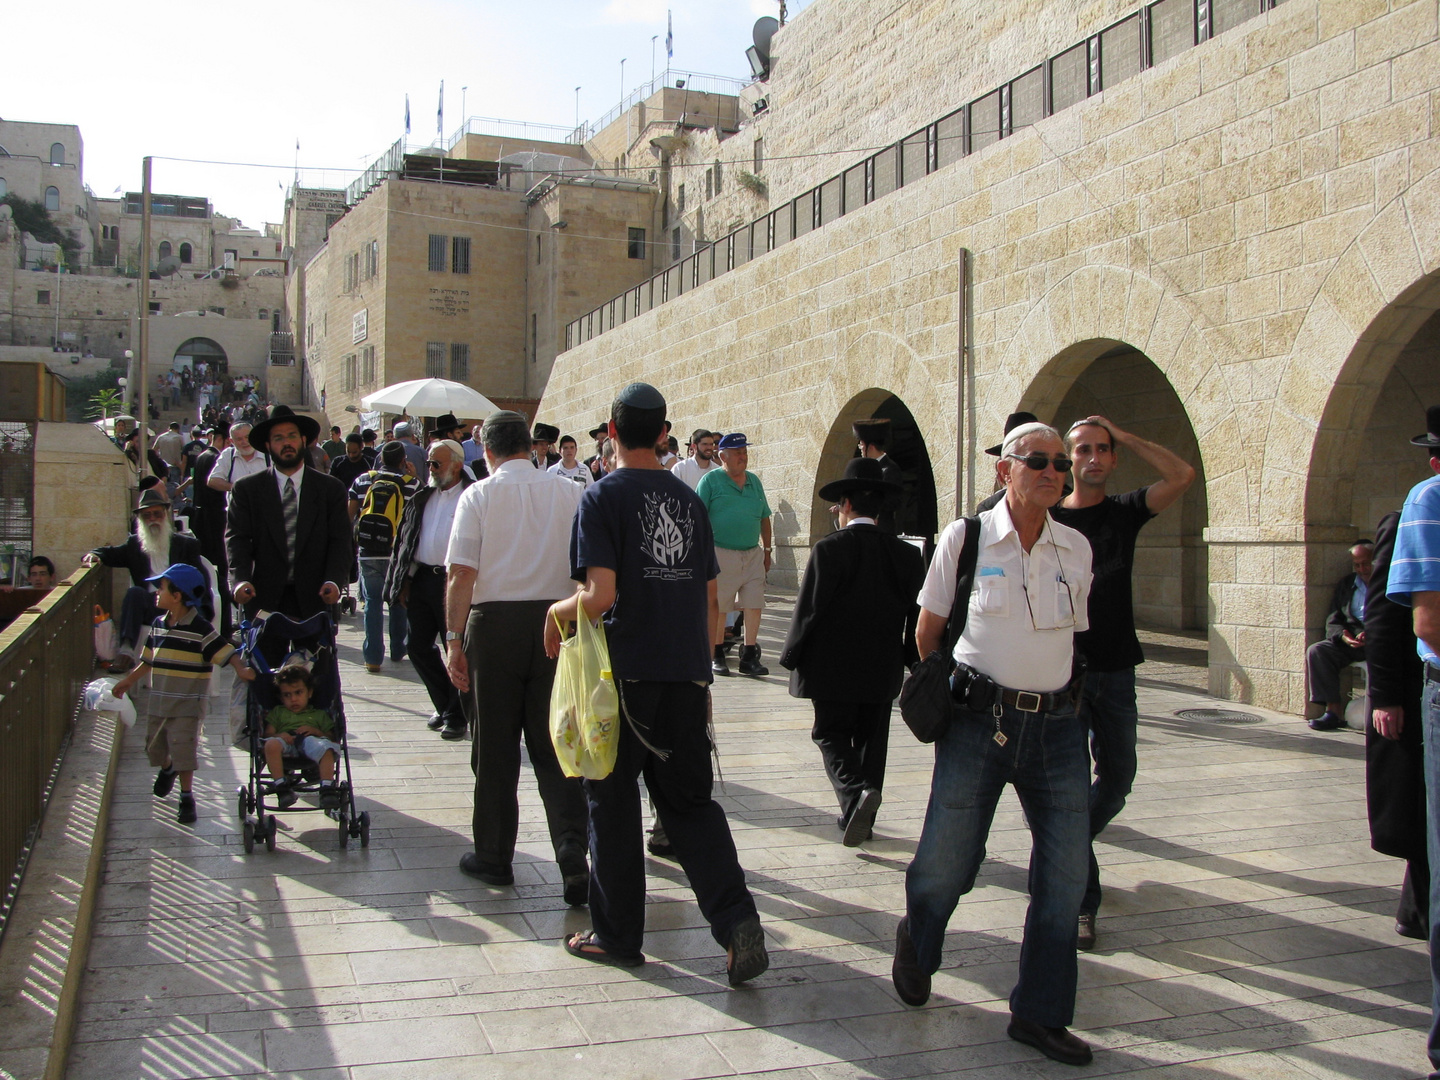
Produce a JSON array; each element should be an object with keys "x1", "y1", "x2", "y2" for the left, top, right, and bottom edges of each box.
[{"x1": 638, "y1": 490, "x2": 695, "y2": 579}]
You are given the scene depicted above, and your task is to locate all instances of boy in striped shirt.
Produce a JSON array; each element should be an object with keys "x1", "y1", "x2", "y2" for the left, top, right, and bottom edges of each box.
[{"x1": 114, "y1": 563, "x2": 254, "y2": 824}]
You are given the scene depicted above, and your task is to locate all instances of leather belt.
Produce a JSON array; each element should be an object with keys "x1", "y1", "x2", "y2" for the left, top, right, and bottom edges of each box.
[
  {"x1": 998, "y1": 687, "x2": 1070, "y2": 713},
  {"x1": 415, "y1": 562, "x2": 446, "y2": 575},
  {"x1": 1427, "y1": 662, "x2": 1440, "y2": 685}
]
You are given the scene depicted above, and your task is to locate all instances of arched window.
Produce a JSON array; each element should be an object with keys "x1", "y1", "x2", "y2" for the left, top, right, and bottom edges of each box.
[
  {"x1": 158, "y1": 241, "x2": 172, "y2": 260},
  {"x1": 44, "y1": 187, "x2": 59, "y2": 212},
  {"x1": 174, "y1": 338, "x2": 228, "y2": 369},
  {"x1": 178, "y1": 242, "x2": 192, "y2": 264},
  {"x1": 50, "y1": 143, "x2": 65, "y2": 165}
]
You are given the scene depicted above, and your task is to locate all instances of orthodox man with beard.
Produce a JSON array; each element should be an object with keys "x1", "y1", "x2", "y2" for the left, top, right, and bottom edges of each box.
[{"x1": 83, "y1": 486, "x2": 208, "y2": 669}]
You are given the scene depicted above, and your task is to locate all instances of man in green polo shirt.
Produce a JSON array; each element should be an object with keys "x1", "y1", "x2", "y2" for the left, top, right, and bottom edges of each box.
[{"x1": 697, "y1": 433, "x2": 772, "y2": 676}]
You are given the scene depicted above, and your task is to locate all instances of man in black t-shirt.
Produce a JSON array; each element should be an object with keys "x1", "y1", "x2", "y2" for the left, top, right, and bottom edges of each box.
[
  {"x1": 544, "y1": 382, "x2": 767, "y2": 984},
  {"x1": 1050, "y1": 415, "x2": 1195, "y2": 951},
  {"x1": 328, "y1": 434, "x2": 370, "y2": 491}
]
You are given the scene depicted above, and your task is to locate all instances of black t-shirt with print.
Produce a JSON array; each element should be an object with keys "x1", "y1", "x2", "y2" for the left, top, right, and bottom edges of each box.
[
  {"x1": 1049, "y1": 487, "x2": 1155, "y2": 671},
  {"x1": 570, "y1": 468, "x2": 720, "y2": 683}
]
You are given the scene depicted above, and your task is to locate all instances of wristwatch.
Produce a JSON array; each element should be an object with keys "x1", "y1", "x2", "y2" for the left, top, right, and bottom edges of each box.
[{"x1": 445, "y1": 631, "x2": 462, "y2": 643}]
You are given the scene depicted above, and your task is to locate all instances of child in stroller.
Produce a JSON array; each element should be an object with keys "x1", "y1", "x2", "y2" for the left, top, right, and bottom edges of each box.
[{"x1": 263, "y1": 664, "x2": 342, "y2": 810}]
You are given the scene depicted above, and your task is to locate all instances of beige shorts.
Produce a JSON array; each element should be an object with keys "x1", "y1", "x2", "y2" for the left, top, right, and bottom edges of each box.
[
  {"x1": 146, "y1": 714, "x2": 201, "y2": 772},
  {"x1": 715, "y1": 545, "x2": 766, "y2": 613}
]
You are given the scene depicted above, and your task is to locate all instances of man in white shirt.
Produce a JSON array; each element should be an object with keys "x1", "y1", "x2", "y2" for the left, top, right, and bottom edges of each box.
[
  {"x1": 385, "y1": 440, "x2": 472, "y2": 738},
  {"x1": 205, "y1": 422, "x2": 267, "y2": 505},
  {"x1": 546, "y1": 435, "x2": 592, "y2": 487},
  {"x1": 443, "y1": 411, "x2": 589, "y2": 905},
  {"x1": 671, "y1": 429, "x2": 719, "y2": 491},
  {"x1": 895, "y1": 422, "x2": 1096, "y2": 1068}
]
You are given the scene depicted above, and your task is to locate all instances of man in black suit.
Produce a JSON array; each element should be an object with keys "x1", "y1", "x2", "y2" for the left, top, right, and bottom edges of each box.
[
  {"x1": 1305, "y1": 540, "x2": 1374, "y2": 730},
  {"x1": 853, "y1": 419, "x2": 907, "y2": 534},
  {"x1": 780, "y1": 457, "x2": 926, "y2": 846},
  {"x1": 226, "y1": 405, "x2": 352, "y2": 629}
]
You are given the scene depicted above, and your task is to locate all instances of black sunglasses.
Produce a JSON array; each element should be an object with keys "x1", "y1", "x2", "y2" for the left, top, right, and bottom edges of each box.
[
  {"x1": 426, "y1": 460, "x2": 444, "y2": 468},
  {"x1": 1007, "y1": 452, "x2": 1073, "y2": 473}
]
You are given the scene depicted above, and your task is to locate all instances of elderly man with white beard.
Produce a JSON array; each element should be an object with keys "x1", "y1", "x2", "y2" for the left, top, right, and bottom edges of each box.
[{"x1": 83, "y1": 487, "x2": 209, "y2": 670}]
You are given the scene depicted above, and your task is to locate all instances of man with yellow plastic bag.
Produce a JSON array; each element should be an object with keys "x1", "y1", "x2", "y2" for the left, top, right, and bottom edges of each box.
[{"x1": 545, "y1": 382, "x2": 767, "y2": 984}]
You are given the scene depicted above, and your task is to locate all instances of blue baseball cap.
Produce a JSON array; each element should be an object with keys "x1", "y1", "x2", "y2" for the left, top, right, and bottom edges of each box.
[
  {"x1": 145, "y1": 563, "x2": 207, "y2": 605},
  {"x1": 717, "y1": 432, "x2": 749, "y2": 450}
]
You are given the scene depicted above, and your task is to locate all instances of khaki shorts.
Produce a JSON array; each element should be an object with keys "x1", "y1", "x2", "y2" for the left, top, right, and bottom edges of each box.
[
  {"x1": 146, "y1": 714, "x2": 201, "y2": 772},
  {"x1": 715, "y1": 545, "x2": 766, "y2": 613}
]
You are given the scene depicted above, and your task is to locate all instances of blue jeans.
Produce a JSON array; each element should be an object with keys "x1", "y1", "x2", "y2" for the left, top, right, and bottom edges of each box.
[
  {"x1": 358, "y1": 559, "x2": 407, "y2": 667},
  {"x1": 905, "y1": 699, "x2": 1090, "y2": 1028},
  {"x1": 1079, "y1": 667, "x2": 1140, "y2": 915},
  {"x1": 1422, "y1": 672, "x2": 1440, "y2": 1078}
]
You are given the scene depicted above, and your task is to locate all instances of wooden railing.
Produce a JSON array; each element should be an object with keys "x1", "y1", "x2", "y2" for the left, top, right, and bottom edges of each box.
[{"x1": 0, "y1": 564, "x2": 107, "y2": 940}]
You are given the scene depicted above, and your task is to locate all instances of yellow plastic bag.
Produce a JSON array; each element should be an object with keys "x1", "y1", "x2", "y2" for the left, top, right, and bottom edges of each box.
[{"x1": 549, "y1": 601, "x2": 620, "y2": 780}]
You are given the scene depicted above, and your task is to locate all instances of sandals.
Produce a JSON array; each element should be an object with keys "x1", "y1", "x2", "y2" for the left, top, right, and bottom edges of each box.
[
  {"x1": 726, "y1": 916, "x2": 769, "y2": 987},
  {"x1": 563, "y1": 930, "x2": 645, "y2": 969}
]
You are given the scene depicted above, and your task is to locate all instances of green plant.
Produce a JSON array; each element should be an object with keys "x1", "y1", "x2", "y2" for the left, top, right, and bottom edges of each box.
[
  {"x1": 64, "y1": 369, "x2": 123, "y2": 423},
  {"x1": 737, "y1": 171, "x2": 768, "y2": 199},
  {"x1": 88, "y1": 387, "x2": 125, "y2": 420},
  {"x1": 1, "y1": 194, "x2": 82, "y2": 266}
]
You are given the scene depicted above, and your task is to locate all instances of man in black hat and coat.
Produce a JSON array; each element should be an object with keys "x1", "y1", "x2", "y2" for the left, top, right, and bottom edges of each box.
[
  {"x1": 431, "y1": 413, "x2": 485, "y2": 479},
  {"x1": 853, "y1": 419, "x2": 907, "y2": 534},
  {"x1": 781, "y1": 458, "x2": 926, "y2": 845},
  {"x1": 532, "y1": 422, "x2": 561, "y2": 469},
  {"x1": 226, "y1": 405, "x2": 352, "y2": 626}
]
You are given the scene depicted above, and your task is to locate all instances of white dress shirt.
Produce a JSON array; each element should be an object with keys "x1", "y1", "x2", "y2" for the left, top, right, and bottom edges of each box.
[
  {"x1": 919, "y1": 498, "x2": 1092, "y2": 693},
  {"x1": 671, "y1": 457, "x2": 719, "y2": 492},
  {"x1": 445, "y1": 458, "x2": 584, "y2": 605},
  {"x1": 415, "y1": 481, "x2": 464, "y2": 566},
  {"x1": 212, "y1": 446, "x2": 268, "y2": 502}
]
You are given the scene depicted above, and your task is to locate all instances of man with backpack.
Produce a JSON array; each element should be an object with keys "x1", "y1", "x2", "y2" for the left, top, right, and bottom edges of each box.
[{"x1": 347, "y1": 441, "x2": 418, "y2": 673}]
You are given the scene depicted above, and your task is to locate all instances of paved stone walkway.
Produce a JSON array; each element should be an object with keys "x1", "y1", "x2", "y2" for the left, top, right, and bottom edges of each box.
[{"x1": 66, "y1": 598, "x2": 1429, "y2": 1079}]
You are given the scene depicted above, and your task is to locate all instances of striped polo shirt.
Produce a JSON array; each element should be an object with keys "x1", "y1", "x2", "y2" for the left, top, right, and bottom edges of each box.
[
  {"x1": 140, "y1": 608, "x2": 235, "y2": 718},
  {"x1": 1389, "y1": 473, "x2": 1440, "y2": 667}
]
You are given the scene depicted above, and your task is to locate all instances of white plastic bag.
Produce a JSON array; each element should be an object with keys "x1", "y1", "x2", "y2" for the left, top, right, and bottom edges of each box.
[
  {"x1": 84, "y1": 677, "x2": 137, "y2": 728},
  {"x1": 93, "y1": 605, "x2": 117, "y2": 662}
]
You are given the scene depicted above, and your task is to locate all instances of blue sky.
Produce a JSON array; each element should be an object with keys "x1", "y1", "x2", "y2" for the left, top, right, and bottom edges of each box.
[{"x1": 2, "y1": 0, "x2": 806, "y2": 229}]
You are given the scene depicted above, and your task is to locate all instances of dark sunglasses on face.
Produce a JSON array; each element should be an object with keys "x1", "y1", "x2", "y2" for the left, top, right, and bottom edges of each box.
[
  {"x1": 1007, "y1": 452, "x2": 1074, "y2": 473},
  {"x1": 426, "y1": 460, "x2": 443, "y2": 469}
]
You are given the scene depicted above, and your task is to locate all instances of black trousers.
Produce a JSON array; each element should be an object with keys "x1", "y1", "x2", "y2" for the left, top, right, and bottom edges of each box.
[
  {"x1": 811, "y1": 698, "x2": 892, "y2": 822},
  {"x1": 585, "y1": 680, "x2": 757, "y2": 958},
  {"x1": 465, "y1": 600, "x2": 587, "y2": 868},
  {"x1": 406, "y1": 567, "x2": 463, "y2": 727}
]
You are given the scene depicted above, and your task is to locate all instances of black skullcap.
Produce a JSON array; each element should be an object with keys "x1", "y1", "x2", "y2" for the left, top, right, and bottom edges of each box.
[{"x1": 613, "y1": 382, "x2": 666, "y2": 411}]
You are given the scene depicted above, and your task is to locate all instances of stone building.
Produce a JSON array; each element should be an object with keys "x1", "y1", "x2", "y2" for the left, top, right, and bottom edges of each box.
[
  {"x1": 0, "y1": 120, "x2": 94, "y2": 264},
  {"x1": 538, "y1": 0, "x2": 1440, "y2": 714}
]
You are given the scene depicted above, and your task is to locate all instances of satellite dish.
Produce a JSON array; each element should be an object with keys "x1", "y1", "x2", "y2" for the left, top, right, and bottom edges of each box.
[
  {"x1": 156, "y1": 255, "x2": 182, "y2": 277},
  {"x1": 753, "y1": 17, "x2": 779, "y2": 62}
]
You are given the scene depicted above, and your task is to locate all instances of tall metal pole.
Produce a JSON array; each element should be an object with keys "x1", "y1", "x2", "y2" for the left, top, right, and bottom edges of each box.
[
  {"x1": 956, "y1": 247, "x2": 972, "y2": 514},
  {"x1": 137, "y1": 156, "x2": 153, "y2": 478}
]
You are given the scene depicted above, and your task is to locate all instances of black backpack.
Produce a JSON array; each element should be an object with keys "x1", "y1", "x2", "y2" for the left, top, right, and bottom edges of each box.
[{"x1": 354, "y1": 471, "x2": 406, "y2": 557}]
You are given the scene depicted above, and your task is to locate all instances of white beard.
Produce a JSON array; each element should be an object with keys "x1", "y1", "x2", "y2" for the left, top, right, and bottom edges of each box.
[{"x1": 138, "y1": 517, "x2": 173, "y2": 577}]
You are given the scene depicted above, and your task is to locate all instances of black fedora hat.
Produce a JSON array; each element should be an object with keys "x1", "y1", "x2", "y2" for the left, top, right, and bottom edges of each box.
[
  {"x1": 588, "y1": 422, "x2": 609, "y2": 439},
  {"x1": 984, "y1": 411, "x2": 1039, "y2": 456},
  {"x1": 249, "y1": 404, "x2": 320, "y2": 448},
  {"x1": 818, "y1": 457, "x2": 903, "y2": 502},
  {"x1": 1411, "y1": 405, "x2": 1440, "y2": 449},
  {"x1": 533, "y1": 422, "x2": 560, "y2": 444},
  {"x1": 852, "y1": 418, "x2": 892, "y2": 449},
  {"x1": 429, "y1": 413, "x2": 465, "y2": 440}
]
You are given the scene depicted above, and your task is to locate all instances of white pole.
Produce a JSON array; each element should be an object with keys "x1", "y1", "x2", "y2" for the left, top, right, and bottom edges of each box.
[{"x1": 651, "y1": 37, "x2": 657, "y2": 84}]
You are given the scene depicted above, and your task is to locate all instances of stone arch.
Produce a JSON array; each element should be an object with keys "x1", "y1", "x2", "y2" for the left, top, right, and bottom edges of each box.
[
  {"x1": 990, "y1": 263, "x2": 1246, "y2": 530},
  {"x1": 174, "y1": 337, "x2": 227, "y2": 371}
]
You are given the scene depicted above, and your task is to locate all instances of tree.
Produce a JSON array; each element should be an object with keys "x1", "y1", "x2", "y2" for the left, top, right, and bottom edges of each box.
[
  {"x1": 1, "y1": 194, "x2": 82, "y2": 266},
  {"x1": 88, "y1": 388, "x2": 125, "y2": 421}
]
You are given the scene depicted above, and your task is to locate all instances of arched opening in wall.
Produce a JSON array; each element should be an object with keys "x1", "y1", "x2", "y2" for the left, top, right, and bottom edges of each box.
[
  {"x1": 1304, "y1": 271, "x2": 1440, "y2": 662},
  {"x1": 44, "y1": 187, "x2": 59, "y2": 212},
  {"x1": 179, "y1": 242, "x2": 193, "y2": 264},
  {"x1": 811, "y1": 388, "x2": 937, "y2": 546},
  {"x1": 158, "y1": 241, "x2": 172, "y2": 261},
  {"x1": 1022, "y1": 340, "x2": 1209, "y2": 634},
  {"x1": 174, "y1": 337, "x2": 227, "y2": 375}
]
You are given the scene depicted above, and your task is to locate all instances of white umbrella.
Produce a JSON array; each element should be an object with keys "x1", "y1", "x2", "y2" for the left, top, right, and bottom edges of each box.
[{"x1": 361, "y1": 378, "x2": 500, "y2": 418}]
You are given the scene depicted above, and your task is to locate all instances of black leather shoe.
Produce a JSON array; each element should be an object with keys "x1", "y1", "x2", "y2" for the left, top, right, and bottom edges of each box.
[
  {"x1": 153, "y1": 767, "x2": 177, "y2": 798},
  {"x1": 712, "y1": 647, "x2": 731, "y2": 676},
  {"x1": 842, "y1": 788, "x2": 881, "y2": 847},
  {"x1": 1397, "y1": 920, "x2": 1428, "y2": 941},
  {"x1": 426, "y1": 713, "x2": 446, "y2": 731},
  {"x1": 176, "y1": 793, "x2": 197, "y2": 825},
  {"x1": 1007, "y1": 1016, "x2": 1092, "y2": 1066},
  {"x1": 558, "y1": 846, "x2": 589, "y2": 906},
  {"x1": 458, "y1": 852, "x2": 514, "y2": 886},
  {"x1": 737, "y1": 645, "x2": 768, "y2": 677},
  {"x1": 892, "y1": 917, "x2": 930, "y2": 1006},
  {"x1": 1077, "y1": 911, "x2": 1097, "y2": 951},
  {"x1": 440, "y1": 723, "x2": 468, "y2": 741}
]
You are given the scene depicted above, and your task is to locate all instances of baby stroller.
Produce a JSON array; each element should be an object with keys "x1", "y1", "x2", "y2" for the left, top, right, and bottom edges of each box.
[{"x1": 234, "y1": 611, "x2": 370, "y2": 852}]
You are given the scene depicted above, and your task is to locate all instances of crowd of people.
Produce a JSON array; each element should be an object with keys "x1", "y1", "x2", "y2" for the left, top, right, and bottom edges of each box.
[{"x1": 87, "y1": 385, "x2": 1440, "y2": 1071}]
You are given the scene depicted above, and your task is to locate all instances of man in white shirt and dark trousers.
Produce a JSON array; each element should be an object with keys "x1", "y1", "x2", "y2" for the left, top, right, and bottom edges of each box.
[
  {"x1": 387, "y1": 439, "x2": 473, "y2": 739},
  {"x1": 895, "y1": 422, "x2": 1095, "y2": 1067},
  {"x1": 443, "y1": 412, "x2": 589, "y2": 905}
]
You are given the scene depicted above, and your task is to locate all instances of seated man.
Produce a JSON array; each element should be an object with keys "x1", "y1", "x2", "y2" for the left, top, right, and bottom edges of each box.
[
  {"x1": 1306, "y1": 540, "x2": 1374, "y2": 731},
  {"x1": 262, "y1": 664, "x2": 342, "y2": 810}
]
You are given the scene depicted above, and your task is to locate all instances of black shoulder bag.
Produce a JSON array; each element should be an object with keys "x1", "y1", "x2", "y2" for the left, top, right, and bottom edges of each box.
[{"x1": 898, "y1": 516, "x2": 981, "y2": 743}]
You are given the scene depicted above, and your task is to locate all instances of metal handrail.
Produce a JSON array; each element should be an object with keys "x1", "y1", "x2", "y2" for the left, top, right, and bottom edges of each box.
[{"x1": 0, "y1": 564, "x2": 107, "y2": 942}]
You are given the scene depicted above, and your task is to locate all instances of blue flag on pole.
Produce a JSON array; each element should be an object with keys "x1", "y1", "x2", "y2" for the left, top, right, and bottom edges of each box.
[
  {"x1": 666, "y1": 10, "x2": 673, "y2": 60},
  {"x1": 405, "y1": 95, "x2": 411, "y2": 135}
]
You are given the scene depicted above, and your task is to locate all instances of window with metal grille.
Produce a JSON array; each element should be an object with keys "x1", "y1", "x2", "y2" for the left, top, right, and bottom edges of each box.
[
  {"x1": 714, "y1": 160, "x2": 722, "y2": 194},
  {"x1": 425, "y1": 342, "x2": 445, "y2": 378},
  {"x1": 343, "y1": 354, "x2": 357, "y2": 391},
  {"x1": 361, "y1": 345, "x2": 375, "y2": 385},
  {"x1": 628, "y1": 227, "x2": 645, "y2": 259},
  {"x1": 677, "y1": 184, "x2": 685, "y2": 215},
  {"x1": 427, "y1": 234, "x2": 447, "y2": 272},
  {"x1": 753, "y1": 137, "x2": 763, "y2": 173},
  {"x1": 1051, "y1": 43, "x2": 1090, "y2": 112},
  {"x1": 705, "y1": 171, "x2": 713, "y2": 200},
  {"x1": 1211, "y1": 0, "x2": 1260, "y2": 34},
  {"x1": 36, "y1": 290, "x2": 49, "y2": 305},
  {"x1": 671, "y1": 228, "x2": 681, "y2": 261},
  {"x1": 450, "y1": 343, "x2": 470, "y2": 382},
  {"x1": 1150, "y1": 0, "x2": 1195, "y2": 65},
  {"x1": 1011, "y1": 66, "x2": 1045, "y2": 131},
  {"x1": 970, "y1": 91, "x2": 1001, "y2": 153},
  {"x1": 365, "y1": 240, "x2": 378, "y2": 279},
  {"x1": 936, "y1": 109, "x2": 965, "y2": 169},
  {"x1": 452, "y1": 236, "x2": 470, "y2": 275},
  {"x1": 1101, "y1": 15, "x2": 1142, "y2": 89}
]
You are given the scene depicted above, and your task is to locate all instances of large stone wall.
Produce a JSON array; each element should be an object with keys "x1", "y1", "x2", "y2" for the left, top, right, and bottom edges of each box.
[{"x1": 540, "y1": 0, "x2": 1440, "y2": 713}]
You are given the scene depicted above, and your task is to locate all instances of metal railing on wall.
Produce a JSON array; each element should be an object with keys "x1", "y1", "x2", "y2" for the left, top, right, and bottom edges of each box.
[
  {"x1": 0, "y1": 564, "x2": 107, "y2": 941},
  {"x1": 564, "y1": 0, "x2": 1287, "y2": 352}
]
